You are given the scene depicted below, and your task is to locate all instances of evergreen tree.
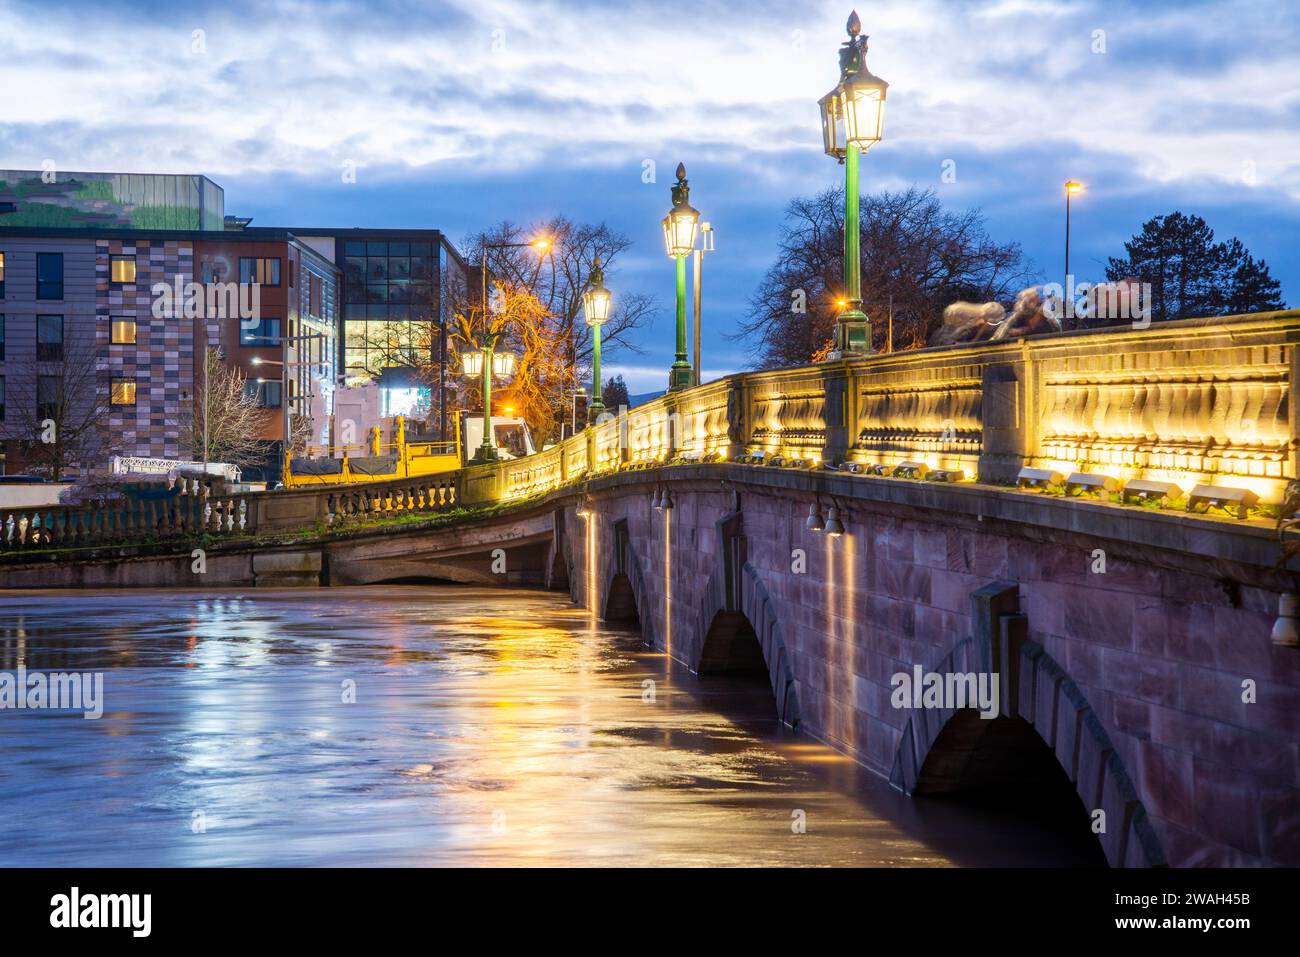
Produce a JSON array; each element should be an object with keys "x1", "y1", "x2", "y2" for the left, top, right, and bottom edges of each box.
[
  {"x1": 1218, "y1": 238, "x2": 1285, "y2": 315},
  {"x1": 602, "y1": 374, "x2": 630, "y2": 409},
  {"x1": 1106, "y1": 212, "x2": 1285, "y2": 321}
]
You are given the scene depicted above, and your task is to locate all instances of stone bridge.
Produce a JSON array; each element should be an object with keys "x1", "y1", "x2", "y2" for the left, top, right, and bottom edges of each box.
[{"x1": 3, "y1": 311, "x2": 1299, "y2": 867}]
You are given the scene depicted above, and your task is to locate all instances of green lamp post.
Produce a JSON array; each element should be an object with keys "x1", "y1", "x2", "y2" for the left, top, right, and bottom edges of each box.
[
  {"x1": 663, "y1": 163, "x2": 700, "y2": 392},
  {"x1": 818, "y1": 10, "x2": 888, "y2": 358},
  {"x1": 582, "y1": 254, "x2": 612, "y2": 425},
  {"x1": 465, "y1": 236, "x2": 550, "y2": 462},
  {"x1": 463, "y1": 335, "x2": 516, "y2": 463}
]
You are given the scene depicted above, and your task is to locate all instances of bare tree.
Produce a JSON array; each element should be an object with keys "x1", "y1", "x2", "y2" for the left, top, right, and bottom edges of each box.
[
  {"x1": 466, "y1": 218, "x2": 658, "y2": 412},
  {"x1": 447, "y1": 280, "x2": 572, "y2": 446},
  {"x1": 6, "y1": 338, "x2": 114, "y2": 480},
  {"x1": 183, "y1": 347, "x2": 274, "y2": 467},
  {"x1": 739, "y1": 187, "x2": 1030, "y2": 367}
]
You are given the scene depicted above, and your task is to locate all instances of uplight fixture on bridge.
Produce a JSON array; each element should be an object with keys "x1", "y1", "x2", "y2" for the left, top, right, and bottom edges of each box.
[
  {"x1": 865, "y1": 463, "x2": 890, "y2": 476},
  {"x1": 823, "y1": 504, "x2": 845, "y2": 537},
  {"x1": 661, "y1": 490, "x2": 674, "y2": 510},
  {"x1": 1064, "y1": 472, "x2": 1119, "y2": 498},
  {"x1": 1017, "y1": 467, "x2": 1063, "y2": 491},
  {"x1": 928, "y1": 468, "x2": 965, "y2": 483},
  {"x1": 806, "y1": 503, "x2": 824, "y2": 531},
  {"x1": 893, "y1": 461, "x2": 927, "y2": 480},
  {"x1": 1121, "y1": 479, "x2": 1182, "y2": 508},
  {"x1": 1186, "y1": 483, "x2": 1258, "y2": 521}
]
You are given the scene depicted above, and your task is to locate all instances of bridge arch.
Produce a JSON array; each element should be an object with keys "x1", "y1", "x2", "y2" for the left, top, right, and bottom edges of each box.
[
  {"x1": 889, "y1": 620, "x2": 1166, "y2": 868},
  {"x1": 689, "y1": 512, "x2": 801, "y2": 730},
  {"x1": 597, "y1": 516, "x2": 656, "y2": 643}
]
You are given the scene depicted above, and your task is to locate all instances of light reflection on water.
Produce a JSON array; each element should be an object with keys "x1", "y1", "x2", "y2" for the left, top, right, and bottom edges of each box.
[{"x1": 0, "y1": 586, "x2": 1091, "y2": 867}]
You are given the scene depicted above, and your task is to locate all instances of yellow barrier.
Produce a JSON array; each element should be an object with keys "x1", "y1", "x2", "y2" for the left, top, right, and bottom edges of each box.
[{"x1": 283, "y1": 415, "x2": 461, "y2": 488}]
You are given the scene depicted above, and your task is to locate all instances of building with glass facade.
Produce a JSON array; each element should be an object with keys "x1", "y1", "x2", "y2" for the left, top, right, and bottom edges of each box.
[{"x1": 291, "y1": 229, "x2": 468, "y2": 439}]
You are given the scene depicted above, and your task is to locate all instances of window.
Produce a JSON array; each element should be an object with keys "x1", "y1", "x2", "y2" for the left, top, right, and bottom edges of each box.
[
  {"x1": 239, "y1": 257, "x2": 281, "y2": 287},
  {"x1": 110, "y1": 255, "x2": 137, "y2": 284},
  {"x1": 111, "y1": 317, "x2": 137, "y2": 344},
  {"x1": 37, "y1": 315, "x2": 64, "y2": 361},
  {"x1": 243, "y1": 378, "x2": 281, "y2": 408},
  {"x1": 0, "y1": 374, "x2": 5, "y2": 421},
  {"x1": 37, "y1": 253, "x2": 63, "y2": 300},
  {"x1": 0, "y1": 316, "x2": 4, "y2": 361},
  {"x1": 239, "y1": 317, "x2": 281, "y2": 347},
  {"x1": 111, "y1": 378, "x2": 136, "y2": 405},
  {"x1": 37, "y1": 374, "x2": 60, "y2": 421},
  {"x1": 0, "y1": 251, "x2": 5, "y2": 297}
]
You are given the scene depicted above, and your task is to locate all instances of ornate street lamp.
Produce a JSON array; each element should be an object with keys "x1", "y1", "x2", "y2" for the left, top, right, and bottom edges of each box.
[
  {"x1": 582, "y1": 254, "x2": 612, "y2": 425},
  {"x1": 462, "y1": 334, "x2": 518, "y2": 463},
  {"x1": 467, "y1": 236, "x2": 550, "y2": 462},
  {"x1": 818, "y1": 10, "x2": 888, "y2": 358},
  {"x1": 663, "y1": 162, "x2": 699, "y2": 392}
]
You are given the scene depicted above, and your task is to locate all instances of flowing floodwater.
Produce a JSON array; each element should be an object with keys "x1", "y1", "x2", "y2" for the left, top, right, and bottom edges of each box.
[{"x1": 0, "y1": 586, "x2": 1101, "y2": 867}]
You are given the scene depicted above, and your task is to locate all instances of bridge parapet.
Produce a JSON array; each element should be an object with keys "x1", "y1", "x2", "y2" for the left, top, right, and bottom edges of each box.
[{"x1": 479, "y1": 309, "x2": 1300, "y2": 508}]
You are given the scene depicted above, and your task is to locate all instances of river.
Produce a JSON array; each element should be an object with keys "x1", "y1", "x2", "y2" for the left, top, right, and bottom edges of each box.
[{"x1": 0, "y1": 586, "x2": 1102, "y2": 866}]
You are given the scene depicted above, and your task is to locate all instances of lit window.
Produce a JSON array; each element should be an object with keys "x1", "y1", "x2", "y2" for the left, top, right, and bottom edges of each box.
[
  {"x1": 111, "y1": 318, "x2": 136, "y2": 344},
  {"x1": 0, "y1": 251, "x2": 6, "y2": 297},
  {"x1": 239, "y1": 257, "x2": 281, "y2": 287},
  {"x1": 111, "y1": 378, "x2": 136, "y2": 405},
  {"x1": 110, "y1": 256, "x2": 137, "y2": 284}
]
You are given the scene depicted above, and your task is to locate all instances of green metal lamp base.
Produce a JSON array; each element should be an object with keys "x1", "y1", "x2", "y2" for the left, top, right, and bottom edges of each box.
[
  {"x1": 470, "y1": 445, "x2": 500, "y2": 464},
  {"x1": 826, "y1": 315, "x2": 872, "y2": 360},
  {"x1": 668, "y1": 363, "x2": 693, "y2": 392},
  {"x1": 587, "y1": 400, "x2": 606, "y2": 427}
]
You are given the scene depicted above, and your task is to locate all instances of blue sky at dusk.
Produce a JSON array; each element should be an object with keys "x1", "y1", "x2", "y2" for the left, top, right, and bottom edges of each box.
[{"x1": 2, "y1": 0, "x2": 1296, "y2": 393}]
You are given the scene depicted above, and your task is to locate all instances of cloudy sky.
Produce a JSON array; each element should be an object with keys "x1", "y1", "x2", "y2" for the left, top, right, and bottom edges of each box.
[{"x1": 2, "y1": 0, "x2": 1296, "y2": 392}]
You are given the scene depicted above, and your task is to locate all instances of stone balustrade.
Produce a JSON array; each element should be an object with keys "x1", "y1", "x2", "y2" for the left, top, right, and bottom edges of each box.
[
  {"x1": 5, "y1": 310, "x2": 1295, "y2": 554},
  {"x1": 468, "y1": 309, "x2": 1300, "y2": 506},
  {"x1": 0, "y1": 470, "x2": 460, "y2": 553}
]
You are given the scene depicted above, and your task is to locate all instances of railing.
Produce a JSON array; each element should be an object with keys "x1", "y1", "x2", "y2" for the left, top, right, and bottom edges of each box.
[
  {"x1": 285, "y1": 415, "x2": 460, "y2": 488},
  {"x1": 0, "y1": 478, "x2": 257, "y2": 551},
  {"x1": 5, "y1": 310, "x2": 1297, "y2": 557},
  {"x1": 460, "y1": 309, "x2": 1300, "y2": 506},
  {"x1": 323, "y1": 472, "x2": 459, "y2": 525},
  {"x1": 0, "y1": 470, "x2": 460, "y2": 554}
]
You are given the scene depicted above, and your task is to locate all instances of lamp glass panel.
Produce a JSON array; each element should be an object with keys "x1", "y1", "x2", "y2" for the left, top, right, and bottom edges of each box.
[
  {"x1": 663, "y1": 209, "x2": 699, "y2": 258},
  {"x1": 583, "y1": 288, "x2": 610, "y2": 327},
  {"x1": 493, "y1": 351, "x2": 517, "y2": 377},
  {"x1": 843, "y1": 85, "x2": 885, "y2": 149},
  {"x1": 818, "y1": 89, "x2": 844, "y2": 156}
]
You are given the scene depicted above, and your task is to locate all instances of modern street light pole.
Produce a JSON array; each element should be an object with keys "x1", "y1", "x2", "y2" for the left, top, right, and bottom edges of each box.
[
  {"x1": 818, "y1": 11, "x2": 888, "y2": 359},
  {"x1": 253, "y1": 331, "x2": 328, "y2": 471},
  {"x1": 692, "y1": 222, "x2": 714, "y2": 386},
  {"x1": 582, "y1": 254, "x2": 611, "y2": 425},
  {"x1": 663, "y1": 163, "x2": 700, "y2": 393},
  {"x1": 1064, "y1": 180, "x2": 1083, "y2": 326}
]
